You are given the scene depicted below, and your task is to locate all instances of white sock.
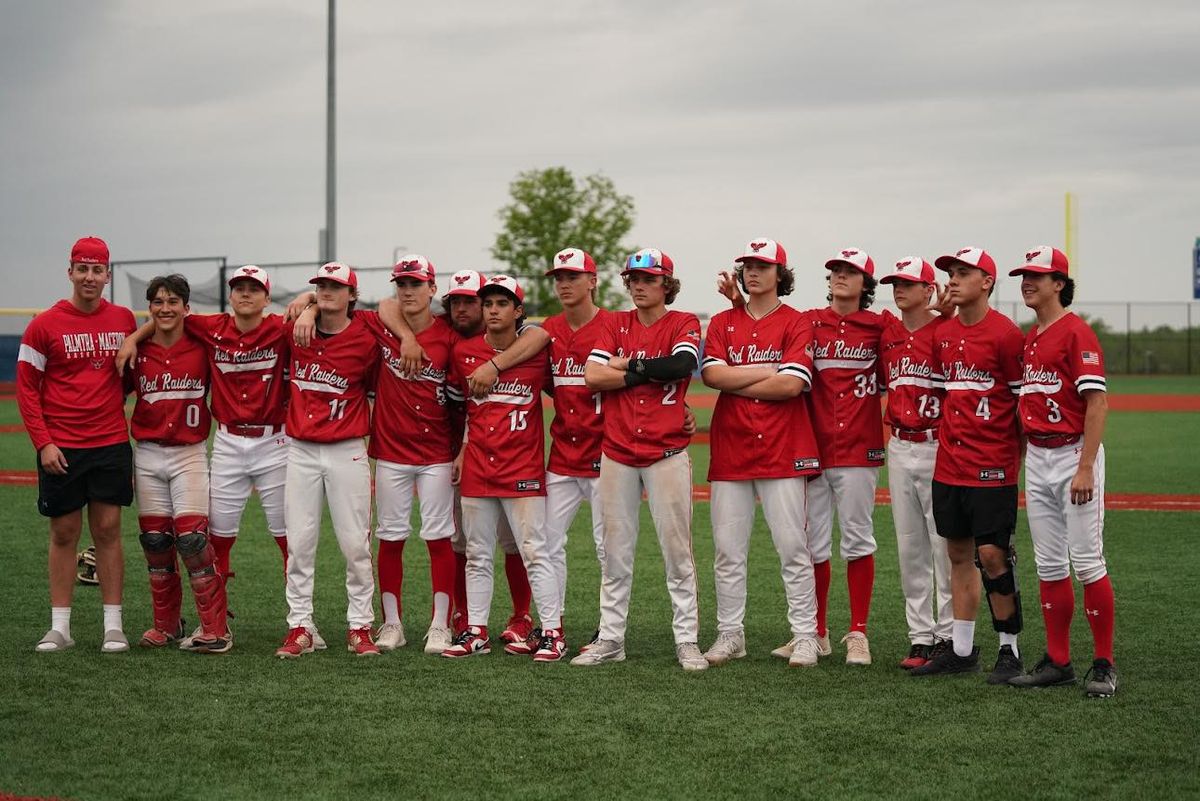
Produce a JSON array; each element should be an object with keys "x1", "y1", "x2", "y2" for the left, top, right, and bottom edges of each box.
[
  {"x1": 952, "y1": 619, "x2": 975, "y2": 658},
  {"x1": 103, "y1": 604, "x2": 123, "y2": 632},
  {"x1": 432, "y1": 592, "x2": 450, "y2": 628},
  {"x1": 381, "y1": 592, "x2": 400, "y2": 626},
  {"x1": 999, "y1": 632, "x2": 1019, "y2": 658},
  {"x1": 51, "y1": 607, "x2": 71, "y2": 638}
]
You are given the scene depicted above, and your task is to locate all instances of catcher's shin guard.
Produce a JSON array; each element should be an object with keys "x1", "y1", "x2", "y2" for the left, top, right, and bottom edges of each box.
[
  {"x1": 979, "y1": 545, "x2": 1023, "y2": 634},
  {"x1": 139, "y1": 517, "x2": 182, "y2": 633},
  {"x1": 175, "y1": 515, "x2": 228, "y2": 636}
]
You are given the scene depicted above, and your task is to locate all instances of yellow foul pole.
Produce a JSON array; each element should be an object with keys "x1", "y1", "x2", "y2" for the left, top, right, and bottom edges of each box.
[{"x1": 1064, "y1": 192, "x2": 1077, "y2": 281}]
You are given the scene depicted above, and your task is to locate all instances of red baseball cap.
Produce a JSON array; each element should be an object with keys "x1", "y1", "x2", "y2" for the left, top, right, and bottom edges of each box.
[
  {"x1": 824, "y1": 247, "x2": 875, "y2": 277},
  {"x1": 1009, "y1": 246, "x2": 1069, "y2": 277},
  {"x1": 71, "y1": 237, "x2": 109, "y2": 266},
  {"x1": 310, "y1": 261, "x2": 358, "y2": 289},
  {"x1": 546, "y1": 247, "x2": 596, "y2": 275},
  {"x1": 935, "y1": 246, "x2": 996, "y2": 279},
  {"x1": 879, "y1": 257, "x2": 936, "y2": 285},
  {"x1": 444, "y1": 269, "x2": 486, "y2": 298},
  {"x1": 480, "y1": 274, "x2": 525, "y2": 304},
  {"x1": 621, "y1": 248, "x2": 674, "y2": 277},
  {"x1": 228, "y1": 265, "x2": 271, "y2": 293},
  {"x1": 735, "y1": 238, "x2": 788, "y2": 267},
  {"x1": 392, "y1": 254, "x2": 436, "y2": 283}
]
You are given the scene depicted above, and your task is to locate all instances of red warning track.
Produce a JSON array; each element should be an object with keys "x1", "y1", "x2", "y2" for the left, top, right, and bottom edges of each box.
[{"x1": 677, "y1": 393, "x2": 1200, "y2": 412}]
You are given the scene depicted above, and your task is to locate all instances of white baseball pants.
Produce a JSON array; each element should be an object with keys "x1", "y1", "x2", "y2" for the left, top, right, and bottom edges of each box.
[
  {"x1": 710, "y1": 478, "x2": 817, "y2": 639},
  {"x1": 1025, "y1": 443, "x2": 1107, "y2": 584},
  {"x1": 283, "y1": 438, "x2": 375, "y2": 630},
  {"x1": 807, "y1": 467, "x2": 879, "y2": 563},
  {"x1": 209, "y1": 427, "x2": 289, "y2": 537},
  {"x1": 375, "y1": 460, "x2": 454, "y2": 542},
  {"x1": 597, "y1": 452, "x2": 699, "y2": 645},
  {"x1": 886, "y1": 437, "x2": 953, "y2": 645},
  {"x1": 134, "y1": 441, "x2": 210, "y2": 518},
  {"x1": 545, "y1": 471, "x2": 604, "y2": 611},
  {"x1": 451, "y1": 487, "x2": 517, "y2": 555},
  {"x1": 461, "y1": 495, "x2": 562, "y2": 631}
]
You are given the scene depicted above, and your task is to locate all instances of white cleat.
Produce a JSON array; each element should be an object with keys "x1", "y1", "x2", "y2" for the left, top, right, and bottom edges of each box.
[
  {"x1": 771, "y1": 637, "x2": 798, "y2": 660},
  {"x1": 570, "y1": 638, "x2": 626, "y2": 666},
  {"x1": 816, "y1": 633, "x2": 833, "y2": 657},
  {"x1": 788, "y1": 637, "x2": 821, "y2": 668},
  {"x1": 423, "y1": 625, "x2": 453, "y2": 655},
  {"x1": 676, "y1": 642, "x2": 709, "y2": 672},
  {"x1": 842, "y1": 631, "x2": 871, "y2": 666},
  {"x1": 703, "y1": 631, "x2": 747, "y2": 666},
  {"x1": 375, "y1": 622, "x2": 406, "y2": 651}
]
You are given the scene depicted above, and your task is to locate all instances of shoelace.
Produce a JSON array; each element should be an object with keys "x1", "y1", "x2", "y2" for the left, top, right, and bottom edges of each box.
[
  {"x1": 535, "y1": 632, "x2": 558, "y2": 653},
  {"x1": 450, "y1": 629, "x2": 475, "y2": 646},
  {"x1": 1084, "y1": 661, "x2": 1113, "y2": 685}
]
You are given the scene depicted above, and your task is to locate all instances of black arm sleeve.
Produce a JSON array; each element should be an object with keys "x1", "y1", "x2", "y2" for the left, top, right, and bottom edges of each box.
[
  {"x1": 631, "y1": 352, "x2": 697, "y2": 382},
  {"x1": 623, "y1": 370, "x2": 650, "y2": 387}
]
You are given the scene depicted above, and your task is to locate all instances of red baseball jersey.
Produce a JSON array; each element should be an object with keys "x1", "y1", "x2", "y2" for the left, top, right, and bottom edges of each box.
[
  {"x1": 702, "y1": 304, "x2": 821, "y2": 480},
  {"x1": 1018, "y1": 312, "x2": 1106, "y2": 437},
  {"x1": 284, "y1": 315, "x2": 380, "y2": 443},
  {"x1": 184, "y1": 313, "x2": 288, "y2": 427},
  {"x1": 808, "y1": 307, "x2": 885, "y2": 467},
  {"x1": 543, "y1": 310, "x2": 611, "y2": 477},
  {"x1": 17, "y1": 299, "x2": 136, "y2": 451},
  {"x1": 880, "y1": 312, "x2": 946, "y2": 431},
  {"x1": 933, "y1": 308, "x2": 1024, "y2": 486},
  {"x1": 363, "y1": 313, "x2": 460, "y2": 465},
  {"x1": 588, "y1": 309, "x2": 701, "y2": 468},
  {"x1": 448, "y1": 335, "x2": 549, "y2": 497},
  {"x1": 131, "y1": 335, "x2": 212, "y2": 445}
]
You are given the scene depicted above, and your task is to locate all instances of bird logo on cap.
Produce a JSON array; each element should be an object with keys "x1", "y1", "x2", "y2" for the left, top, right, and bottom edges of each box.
[
  {"x1": 398, "y1": 260, "x2": 421, "y2": 272},
  {"x1": 244, "y1": 267, "x2": 259, "y2": 274},
  {"x1": 841, "y1": 249, "x2": 859, "y2": 258},
  {"x1": 1025, "y1": 249, "x2": 1043, "y2": 262},
  {"x1": 324, "y1": 264, "x2": 340, "y2": 274},
  {"x1": 956, "y1": 248, "x2": 973, "y2": 257},
  {"x1": 455, "y1": 274, "x2": 470, "y2": 285},
  {"x1": 558, "y1": 251, "x2": 574, "y2": 263},
  {"x1": 488, "y1": 276, "x2": 505, "y2": 284},
  {"x1": 750, "y1": 241, "x2": 767, "y2": 252}
]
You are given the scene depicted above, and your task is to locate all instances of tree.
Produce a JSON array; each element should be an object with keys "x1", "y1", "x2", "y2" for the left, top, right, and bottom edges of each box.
[{"x1": 491, "y1": 167, "x2": 635, "y2": 316}]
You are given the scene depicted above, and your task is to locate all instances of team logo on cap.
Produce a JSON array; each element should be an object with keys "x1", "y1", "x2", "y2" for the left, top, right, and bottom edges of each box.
[
  {"x1": 397, "y1": 260, "x2": 421, "y2": 272},
  {"x1": 455, "y1": 274, "x2": 470, "y2": 285},
  {"x1": 558, "y1": 251, "x2": 575, "y2": 263},
  {"x1": 323, "y1": 264, "x2": 340, "y2": 274},
  {"x1": 243, "y1": 267, "x2": 259, "y2": 275},
  {"x1": 842, "y1": 249, "x2": 859, "y2": 258},
  {"x1": 1026, "y1": 249, "x2": 1044, "y2": 262},
  {"x1": 956, "y1": 248, "x2": 973, "y2": 257},
  {"x1": 750, "y1": 241, "x2": 767, "y2": 252},
  {"x1": 488, "y1": 276, "x2": 505, "y2": 284}
]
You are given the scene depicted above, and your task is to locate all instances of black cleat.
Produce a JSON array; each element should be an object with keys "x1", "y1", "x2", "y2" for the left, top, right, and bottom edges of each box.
[
  {"x1": 987, "y1": 644, "x2": 1024, "y2": 685},
  {"x1": 910, "y1": 644, "x2": 981, "y2": 676},
  {"x1": 1083, "y1": 658, "x2": 1118, "y2": 698},
  {"x1": 900, "y1": 643, "x2": 933, "y2": 670},
  {"x1": 1009, "y1": 653, "x2": 1076, "y2": 688}
]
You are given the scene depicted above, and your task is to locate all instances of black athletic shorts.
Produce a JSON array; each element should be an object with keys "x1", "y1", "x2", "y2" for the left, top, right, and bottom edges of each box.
[
  {"x1": 931, "y1": 479, "x2": 1017, "y2": 548},
  {"x1": 37, "y1": 441, "x2": 134, "y2": 518}
]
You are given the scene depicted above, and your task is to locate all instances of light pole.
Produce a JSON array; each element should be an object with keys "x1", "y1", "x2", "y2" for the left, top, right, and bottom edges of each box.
[{"x1": 323, "y1": 0, "x2": 336, "y2": 263}]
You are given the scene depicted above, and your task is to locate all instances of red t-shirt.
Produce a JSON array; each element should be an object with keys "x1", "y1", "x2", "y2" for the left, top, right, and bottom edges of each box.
[
  {"x1": 1019, "y1": 312, "x2": 1106, "y2": 437},
  {"x1": 807, "y1": 307, "x2": 885, "y2": 467},
  {"x1": 881, "y1": 313, "x2": 946, "y2": 431},
  {"x1": 284, "y1": 315, "x2": 380, "y2": 443},
  {"x1": 131, "y1": 335, "x2": 212, "y2": 446},
  {"x1": 17, "y1": 299, "x2": 136, "y2": 451},
  {"x1": 544, "y1": 310, "x2": 611, "y2": 477},
  {"x1": 933, "y1": 308, "x2": 1024, "y2": 486},
  {"x1": 364, "y1": 314, "x2": 460, "y2": 465},
  {"x1": 702, "y1": 304, "x2": 821, "y2": 480},
  {"x1": 184, "y1": 313, "x2": 288, "y2": 427},
  {"x1": 448, "y1": 335, "x2": 549, "y2": 497},
  {"x1": 587, "y1": 309, "x2": 701, "y2": 468}
]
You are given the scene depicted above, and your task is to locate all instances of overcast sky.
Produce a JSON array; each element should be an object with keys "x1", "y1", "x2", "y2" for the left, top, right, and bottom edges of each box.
[{"x1": 3, "y1": 1, "x2": 1198, "y2": 325}]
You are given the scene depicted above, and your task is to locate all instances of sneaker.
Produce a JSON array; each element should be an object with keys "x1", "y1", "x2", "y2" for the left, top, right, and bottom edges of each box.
[
  {"x1": 788, "y1": 637, "x2": 821, "y2": 668},
  {"x1": 816, "y1": 633, "x2": 832, "y2": 657},
  {"x1": 442, "y1": 626, "x2": 491, "y2": 658},
  {"x1": 929, "y1": 638, "x2": 952, "y2": 662},
  {"x1": 578, "y1": 629, "x2": 601, "y2": 654},
  {"x1": 987, "y1": 644, "x2": 1024, "y2": 685},
  {"x1": 1083, "y1": 658, "x2": 1119, "y2": 698},
  {"x1": 532, "y1": 629, "x2": 568, "y2": 663},
  {"x1": 910, "y1": 645, "x2": 981, "y2": 676},
  {"x1": 140, "y1": 619, "x2": 187, "y2": 648},
  {"x1": 375, "y1": 622, "x2": 406, "y2": 651},
  {"x1": 703, "y1": 631, "x2": 747, "y2": 666},
  {"x1": 35, "y1": 630, "x2": 75, "y2": 653},
  {"x1": 504, "y1": 626, "x2": 542, "y2": 656},
  {"x1": 190, "y1": 628, "x2": 233, "y2": 655},
  {"x1": 900, "y1": 643, "x2": 933, "y2": 670},
  {"x1": 423, "y1": 625, "x2": 453, "y2": 655},
  {"x1": 771, "y1": 637, "x2": 798, "y2": 660},
  {"x1": 347, "y1": 627, "x2": 380, "y2": 657},
  {"x1": 570, "y1": 638, "x2": 625, "y2": 666},
  {"x1": 1009, "y1": 653, "x2": 1076, "y2": 688},
  {"x1": 276, "y1": 627, "x2": 315, "y2": 659},
  {"x1": 451, "y1": 611, "x2": 468, "y2": 636},
  {"x1": 842, "y1": 632, "x2": 871, "y2": 666},
  {"x1": 676, "y1": 642, "x2": 708, "y2": 672},
  {"x1": 101, "y1": 630, "x2": 130, "y2": 653},
  {"x1": 500, "y1": 614, "x2": 534, "y2": 645}
]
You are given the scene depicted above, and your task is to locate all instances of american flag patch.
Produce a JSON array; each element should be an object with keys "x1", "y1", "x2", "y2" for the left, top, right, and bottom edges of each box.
[{"x1": 1081, "y1": 351, "x2": 1100, "y2": 365}]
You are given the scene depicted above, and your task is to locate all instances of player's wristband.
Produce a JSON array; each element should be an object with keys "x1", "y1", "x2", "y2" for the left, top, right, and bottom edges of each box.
[{"x1": 489, "y1": 358, "x2": 500, "y2": 372}]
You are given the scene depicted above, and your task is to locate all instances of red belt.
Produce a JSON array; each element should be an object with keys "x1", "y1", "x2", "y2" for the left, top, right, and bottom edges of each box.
[
  {"x1": 1028, "y1": 433, "x2": 1081, "y2": 448},
  {"x1": 219, "y1": 423, "x2": 282, "y2": 438},
  {"x1": 892, "y1": 427, "x2": 937, "y2": 443}
]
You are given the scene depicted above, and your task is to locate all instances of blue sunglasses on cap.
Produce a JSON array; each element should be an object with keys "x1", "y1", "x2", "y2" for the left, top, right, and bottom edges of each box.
[{"x1": 625, "y1": 251, "x2": 662, "y2": 270}]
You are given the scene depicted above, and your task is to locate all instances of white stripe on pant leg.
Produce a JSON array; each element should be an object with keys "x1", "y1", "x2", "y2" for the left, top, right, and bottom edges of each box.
[
  {"x1": 462, "y1": 496, "x2": 501, "y2": 628},
  {"x1": 1025, "y1": 445, "x2": 1072, "y2": 582},
  {"x1": 597, "y1": 455, "x2": 643, "y2": 643},
  {"x1": 284, "y1": 440, "x2": 326, "y2": 629},
  {"x1": 375, "y1": 460, "x2": 417, "y2": 542},
  {"x1": 709, "y1": 480, "x2": 756, "y2": 636},
  {"x1": 758, "y1": 476, "x2": 818, "y2": 639},
  {"x1": 644, "y1": 451, "x2": 698, "y2": 645},
  {"x1": 503, "y1": 495, "x2": 561, "y2": 630},
  {"x1": 323, "y1": 439, "x2": 376, "y2": 630},
  {"x1": 806, "y1": 472, "x2": 834, "y2": 564},
  {"x1": 889, "y1": 438, "x2": 937, "y2": 644},
  {"x1": 546, "y1": 472, "x2": 586, "y2": 612},
  {"x1": 828, "y1": 466, "x2": 879, "y2": 560}
]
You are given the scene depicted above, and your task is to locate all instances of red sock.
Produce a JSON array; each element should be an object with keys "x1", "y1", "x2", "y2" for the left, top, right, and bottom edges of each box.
[
  {"x1": 273, "y1": 535, "x2": 289, "y2": 575},
  {"x1": 505, "y1": 553, "x2": 531, "y2": 618},
  {"x1": 453, "y1": 550, "x2": 468, "y2": 619},
  {"x1": 814, "y1": 560, "x2": 831, "y2": 638},
  {"x1": 846, "y1": 555, "x2": 874, "y2": 634},
  {"x1": 1038, "y1": 577, "x2": 1075, "y2": 665},
  {"x1": 211, "y1": 535, "x2": 235, "y2": 582},
  {"x1": 1083, "y1": 574, "x2": 1115, "y2": 663},
  {"x1": 378, "y1": 540, "x2": 405, "y2": 619}
]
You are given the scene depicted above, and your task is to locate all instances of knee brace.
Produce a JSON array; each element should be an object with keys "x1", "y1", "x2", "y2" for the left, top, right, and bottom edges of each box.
[{"x1": 978, "y1": 546, "x2": 1023, "y2": 634}]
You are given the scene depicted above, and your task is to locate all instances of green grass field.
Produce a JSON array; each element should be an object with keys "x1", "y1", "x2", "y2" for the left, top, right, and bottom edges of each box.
[{"x1": 0, "y1": 385, "x2": 1198, "y2": 800}]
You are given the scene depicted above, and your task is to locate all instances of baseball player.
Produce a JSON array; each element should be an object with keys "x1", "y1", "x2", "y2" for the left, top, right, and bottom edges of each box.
[
  {"x1": 1006, "y1": 247, "x2": 1117, "y2": 697},
  {"x1": 702, "y1": 239, "x2": 823, "y2": 668},
  {"x1": 129, "y1": 275, "x2": 229, "y2": 653},
  {"x1": 573, "y1": 248, "x2": 706, "y2": 671},
  {"x1": 275, "y1": 262, "x2": 381, "y2": 658},
  {"x1": 911, "y1": 247, "x2": 1026, "y2": 684},
  {"x1": 441, "y1": 275, "x2": 567, "y2": 661},
  {"x1": 878, "y1": 258, "x2": 954, "y2": 669},
  {"x1": 19, "y1": 237, "x2": 136, "y2": 653}
]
